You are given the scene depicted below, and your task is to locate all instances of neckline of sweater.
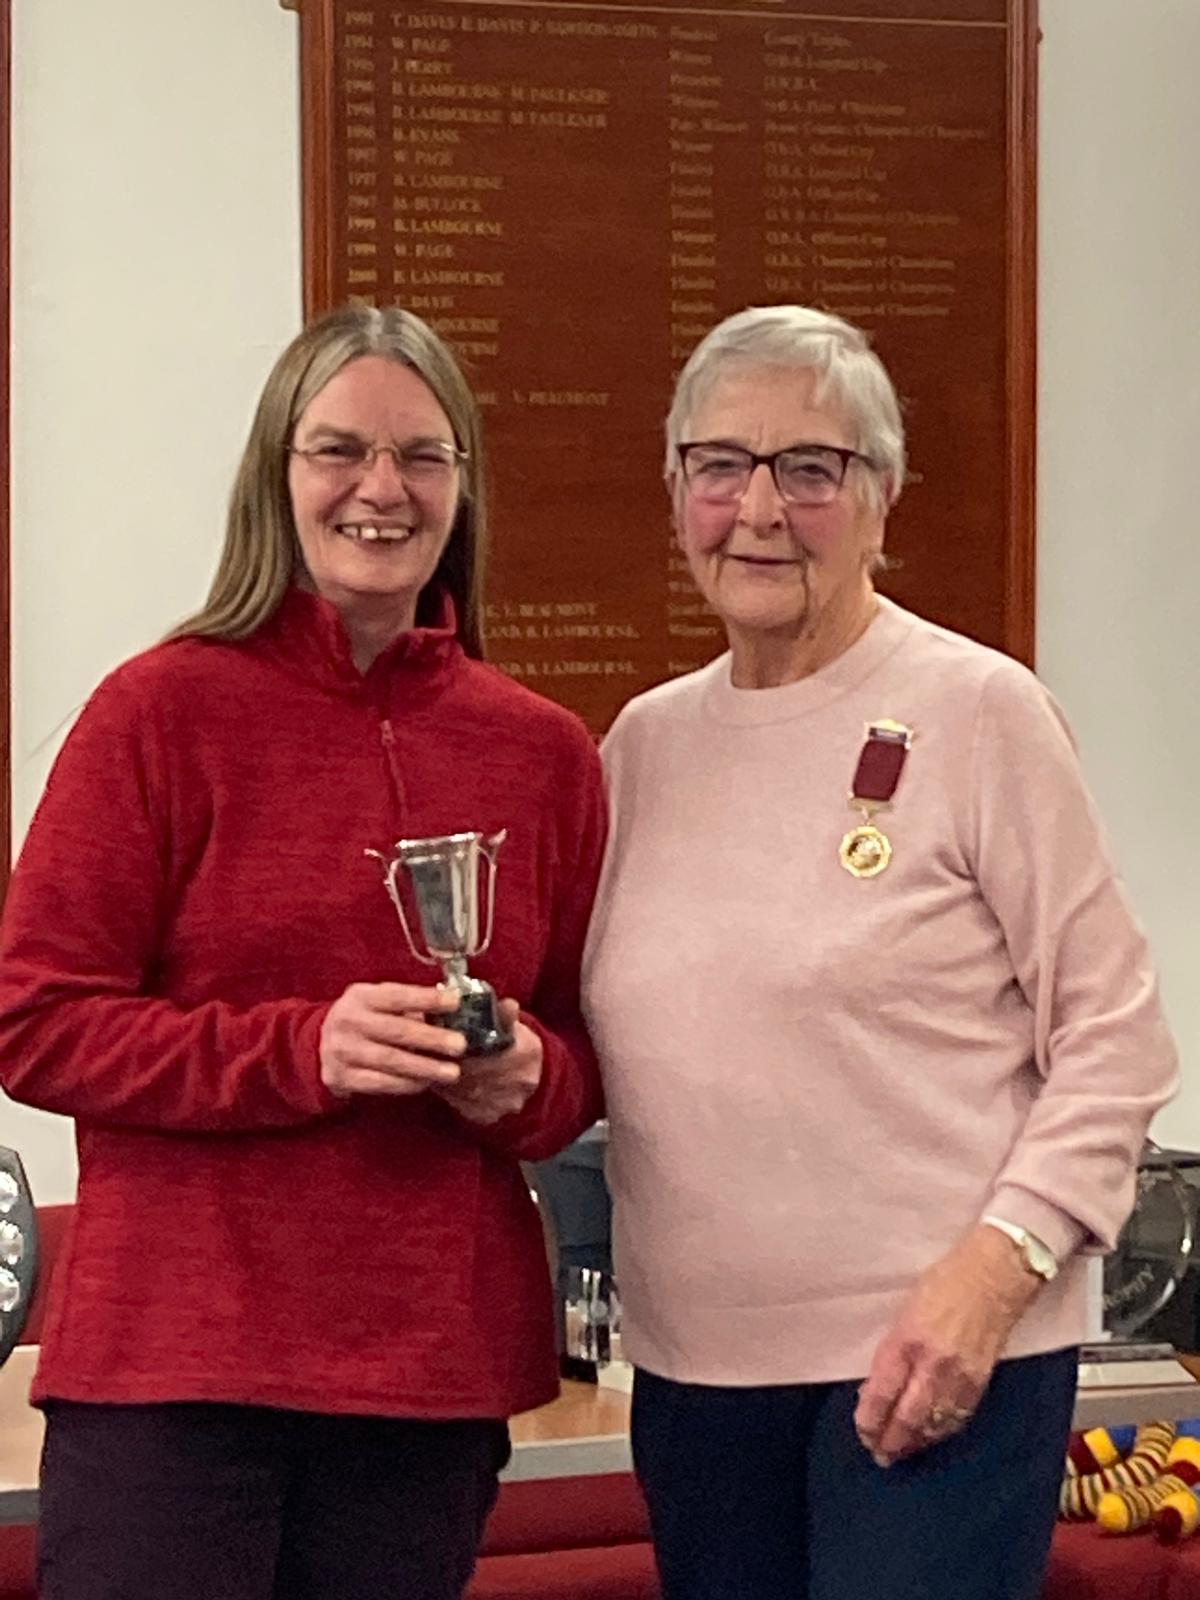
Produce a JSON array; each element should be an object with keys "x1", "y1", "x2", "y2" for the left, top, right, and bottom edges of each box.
[
  {"x1": 247, "y1": 583, "x2": 466, "y2": 699},
  {"x1": 699, "y1": 596, "x2": 918, "y2": 726}
]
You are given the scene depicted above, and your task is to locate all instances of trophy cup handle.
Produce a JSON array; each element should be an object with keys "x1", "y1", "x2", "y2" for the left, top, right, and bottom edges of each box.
[
  {"x1": 475, "y1": 829, "x2": 507, "y2": 958},
  {"x1": 364, "y1": 849, "x2": 441, "y2": 970}
]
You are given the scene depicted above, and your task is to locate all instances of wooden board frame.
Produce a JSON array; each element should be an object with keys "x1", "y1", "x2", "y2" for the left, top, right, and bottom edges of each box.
[
  {"x1": 1005, "y1": 0, "x2": 1038, "y2": 668},
  {"x1": 292, "y1": 0, "x2": 1039, "y2": 709}
]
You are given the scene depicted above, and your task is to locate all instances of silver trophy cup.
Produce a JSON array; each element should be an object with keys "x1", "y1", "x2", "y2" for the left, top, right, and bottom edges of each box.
[{"x1": 366, "y1": 830, "x2": 514, "y2": 1056}]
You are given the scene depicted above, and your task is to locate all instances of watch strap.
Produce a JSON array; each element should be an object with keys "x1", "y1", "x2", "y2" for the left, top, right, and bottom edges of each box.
[{"x1": 981, "y1": 1214, "x2": 1058, "y2": 1281}]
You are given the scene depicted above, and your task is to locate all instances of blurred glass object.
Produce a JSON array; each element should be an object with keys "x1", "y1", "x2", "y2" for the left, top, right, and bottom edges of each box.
[{"x1": 1103, "y1": 1141, "x2": 1194, "y2": 1340}]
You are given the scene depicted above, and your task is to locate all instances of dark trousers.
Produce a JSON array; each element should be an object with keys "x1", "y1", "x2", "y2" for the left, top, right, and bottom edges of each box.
[
  {"x1": 37, "y1": 1400, "x2": 510, "y2": 1600},
  {"x1": 632, "y1": 1347, "x2": 1078, "y2": 1600}
]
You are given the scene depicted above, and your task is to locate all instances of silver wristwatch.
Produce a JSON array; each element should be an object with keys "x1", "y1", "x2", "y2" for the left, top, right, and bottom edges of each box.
[{"x1": 981, "y1": 1215, "x2": 1059, "y2": 1283}]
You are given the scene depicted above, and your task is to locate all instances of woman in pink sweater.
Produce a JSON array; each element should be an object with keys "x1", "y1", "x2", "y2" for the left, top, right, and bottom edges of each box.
[{"x1": 582, "y1": 305, "x2": 1178, "y2": 1600}]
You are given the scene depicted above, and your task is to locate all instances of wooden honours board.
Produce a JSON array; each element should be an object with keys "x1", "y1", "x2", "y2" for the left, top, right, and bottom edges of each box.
[{"x1": 296, "y1": 0, "x2": 1037, "y2": 733}]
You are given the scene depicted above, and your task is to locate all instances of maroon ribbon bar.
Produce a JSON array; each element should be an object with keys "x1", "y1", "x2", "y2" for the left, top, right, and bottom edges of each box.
[{"x1": 850, "y1": 722, "x2": 911, "y2": 806}]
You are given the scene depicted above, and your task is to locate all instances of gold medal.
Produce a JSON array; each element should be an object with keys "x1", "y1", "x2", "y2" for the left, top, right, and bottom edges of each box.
[
  {"x1": 839, "y1": 822, "x2": 892, "y2": 878},
  {"x1": 839, "y1": 719, "x2": 913, "y2": 879}
]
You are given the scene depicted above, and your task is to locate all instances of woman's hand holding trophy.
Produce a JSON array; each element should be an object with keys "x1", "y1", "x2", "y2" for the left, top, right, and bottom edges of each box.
[
  {"x1": 318, "y1": 980, "x2": 467, "y2": 1100},
  {"x1": 433, "y1": 997, "x2": 544, "y2": 1125}
]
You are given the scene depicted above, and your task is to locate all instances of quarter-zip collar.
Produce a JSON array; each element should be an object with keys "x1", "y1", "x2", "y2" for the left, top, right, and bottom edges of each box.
[{"x1": 247, "y1": 583, "x2": 465, "y2": 702}]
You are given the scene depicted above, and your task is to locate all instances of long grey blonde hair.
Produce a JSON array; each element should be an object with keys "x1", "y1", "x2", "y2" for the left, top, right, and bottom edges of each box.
[{"x1": 171, "y1": 305, "x2": 488, "y2": 658}]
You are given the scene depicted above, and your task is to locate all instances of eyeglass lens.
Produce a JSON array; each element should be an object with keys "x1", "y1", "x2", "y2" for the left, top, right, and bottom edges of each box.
[
  {"x1": 683, "y1": 444, "x2": 852, "y2": 505},
  {"x1": 297, "y1": 438, "x2": 460, "y2": 480}
]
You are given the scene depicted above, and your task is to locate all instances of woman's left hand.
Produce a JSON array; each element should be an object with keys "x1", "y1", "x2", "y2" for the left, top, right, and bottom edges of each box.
[
  {"x1": 854, "y1": 1224, "x2": 1043, "y2": 1467},
  {"x1": 434, "y1": 999, "x2": 543, "y2": 1125}
]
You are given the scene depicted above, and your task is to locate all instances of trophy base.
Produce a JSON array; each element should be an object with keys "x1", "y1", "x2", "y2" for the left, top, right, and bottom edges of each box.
[{"x1": 431, "y1": 988, "x2": 514, "y2": 1057}]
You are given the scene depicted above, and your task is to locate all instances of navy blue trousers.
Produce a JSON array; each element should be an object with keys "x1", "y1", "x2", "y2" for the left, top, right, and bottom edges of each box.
[{"x1": 632, "y1": 1347, "x2": 1077, "y2": 1600}]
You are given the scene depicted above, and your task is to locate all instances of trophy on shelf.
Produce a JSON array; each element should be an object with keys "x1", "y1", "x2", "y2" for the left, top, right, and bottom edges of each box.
[
  {"x1": 564, "y1": 1266, "x2": 621, "y2": 1365},
  {"x1": 366, "y1": 829, "x2": 514, "y2": 1056},
  {"x1": 0, "y1": 1148, "x2": 38, "y2": 1368},
  {"x1": 563, "y1": 1265, "x2": 630, "y2": 1391},
  {"x1": 1079, "y1": 1141, "x2": 1196, "y2": 1388}
]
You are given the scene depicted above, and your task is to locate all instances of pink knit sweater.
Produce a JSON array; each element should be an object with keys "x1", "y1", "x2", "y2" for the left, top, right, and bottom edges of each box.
[{"x1": 582, "y1": 598, "x2": 1178, "y2": 1385}]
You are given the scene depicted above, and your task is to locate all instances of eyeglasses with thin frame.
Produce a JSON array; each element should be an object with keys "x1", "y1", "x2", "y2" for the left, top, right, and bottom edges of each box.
[
  {"x1": 677, "y1": 441, "x2": 878, "y2": 507},
  {"x1": 289, "y1": 434, "x2": 468, "y2": 486}
]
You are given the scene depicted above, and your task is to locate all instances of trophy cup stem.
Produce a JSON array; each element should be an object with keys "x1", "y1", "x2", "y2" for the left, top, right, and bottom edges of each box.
[
  {"x1": 438, "y1": 955, "x2": 511, "y2": 1055},
  {"x1": 441, "y1": 956, "x2": 469, "y2": 989}
]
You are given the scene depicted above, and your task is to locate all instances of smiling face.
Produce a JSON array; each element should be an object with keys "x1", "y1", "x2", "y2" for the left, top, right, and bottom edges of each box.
[
  {"x1": 287, "y1": 353, "x2": 462, "y2": 633},
  {"x1": 672, "y1": 364, "x2": 887, "y2": 667}
]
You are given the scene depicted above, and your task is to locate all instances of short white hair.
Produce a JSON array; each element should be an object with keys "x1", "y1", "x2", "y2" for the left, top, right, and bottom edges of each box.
[{"x1": 665, "y1": 305, "x2": 907, "y2": 511}]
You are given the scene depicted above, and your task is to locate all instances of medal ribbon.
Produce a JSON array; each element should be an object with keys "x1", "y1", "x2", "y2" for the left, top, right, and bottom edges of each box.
[{"x1": 849, "y1": 720, "x2": 912, "y2": 811}]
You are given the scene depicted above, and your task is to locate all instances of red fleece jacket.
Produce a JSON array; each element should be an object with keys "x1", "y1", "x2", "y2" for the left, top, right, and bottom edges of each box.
[{"x1": 0, "y1": 587, "x2": 606, "y2": 1418}]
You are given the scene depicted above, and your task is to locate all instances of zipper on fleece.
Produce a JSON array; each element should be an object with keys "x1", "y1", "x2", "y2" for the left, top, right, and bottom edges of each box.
[{"x1": 378, "y1": 717, "x2": 410, "y2": 815}]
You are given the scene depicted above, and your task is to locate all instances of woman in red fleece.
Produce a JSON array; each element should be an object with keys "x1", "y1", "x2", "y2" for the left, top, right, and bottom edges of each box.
[{"x1": 0, "y1": 306, "x2": 606, "y2": 1600}]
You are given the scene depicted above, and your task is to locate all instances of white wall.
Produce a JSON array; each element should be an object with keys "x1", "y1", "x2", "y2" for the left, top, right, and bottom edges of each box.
[
  {"x1": 5, "y1": 0, "x2": 1199, "y2": 1201},
  {"x1": 6, "y1": 0, "x2": 302, "y2": 1198},
  {"x1": 1036, "y1": 0, "x2": 1200, "y2": 1148}
]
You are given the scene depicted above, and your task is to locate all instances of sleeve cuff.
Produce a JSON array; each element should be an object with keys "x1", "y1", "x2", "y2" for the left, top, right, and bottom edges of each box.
[
  {"x1": 983, "y1": 1184, "x2": 1089, "y2": 1262},
  {"x1": 296, "y1": 1004, "x2": 345, "y2": 1119}
]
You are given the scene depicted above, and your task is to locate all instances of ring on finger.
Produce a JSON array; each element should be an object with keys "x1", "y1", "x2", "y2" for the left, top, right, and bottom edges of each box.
[{"x1": 924, "y1": 1403, "x2": 973, "y2": 1434}]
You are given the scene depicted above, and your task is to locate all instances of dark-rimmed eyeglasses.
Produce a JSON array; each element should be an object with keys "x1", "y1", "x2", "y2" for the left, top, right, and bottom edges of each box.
[
  {"x1": 289, "y1": 436, "x2": 467, "y2": 484},
  {"x1": 678, "y1": 441, "x2": 878, "y2": 506}
]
